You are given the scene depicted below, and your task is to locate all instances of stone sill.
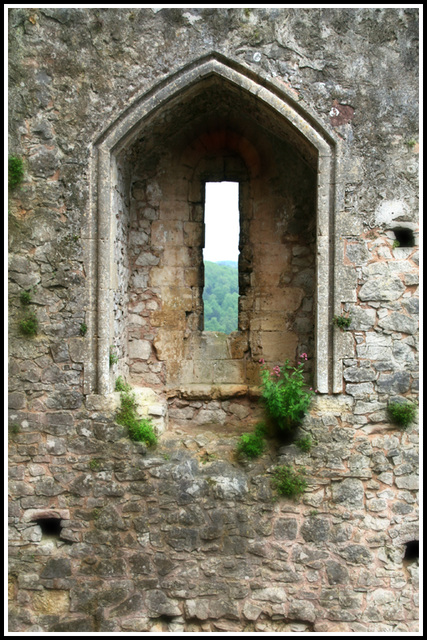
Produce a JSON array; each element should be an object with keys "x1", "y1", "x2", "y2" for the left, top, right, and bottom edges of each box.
[{"x1": 165, "y1": 384, "x2": 262, "y2": 400}]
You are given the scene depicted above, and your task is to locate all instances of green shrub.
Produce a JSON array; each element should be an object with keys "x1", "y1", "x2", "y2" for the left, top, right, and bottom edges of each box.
[
  {"x1": 89, "y1": 459, "x2": 101, "y2": 471},
  {"x1": 115, "y1": 376, "x2": 130, "y2": 392},
  {"x1": 8, "y1": 155, "x2": 24, "y2": 190},
  {"x1": 237, "y1": 422, "x2": 267, "y2": 459},
  {"x1": 295, "y1": 435, "x2": 313, "y2": 452},
  {"x1": 272, "y1": 465, "x2": 307, "y2": 500},
  {"x1": 128, "y1": 417, "x2": 158, "y2": 446},
  {"x1": 115, "y1": 381, "x2": 158, "y2": 446},
  {"x1": 332, "y1": 314, "x2": 352, "y2": 329},
  {"x1": 388, "y1": 401, "x2": 417, "y2": 429},
  {"x1": 109, "y1": 348, "x2": 119, "y2": 367},
  {"x1": 80, "y1": 323, "x2": 88, "y2": 336},
  {"x1": 19, "y1": 312, "x2": 38, "y2": 337},
  {"x1": 20, "y1": 290, "x2": 32, "y2": 305},
  {"x1": 259, "y1": 355, "x2": 314, "y2": 431}
]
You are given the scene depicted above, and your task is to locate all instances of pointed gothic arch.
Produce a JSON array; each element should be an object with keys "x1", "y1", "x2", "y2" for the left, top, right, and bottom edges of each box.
[{"x1": 84, "y1": 53, "x2": 342, "y2": 398}]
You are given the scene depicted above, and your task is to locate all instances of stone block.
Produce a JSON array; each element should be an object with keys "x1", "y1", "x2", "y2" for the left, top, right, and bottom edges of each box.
[
  {"x1": 190, "y1": 332, "x2": 229, "y2": 360},
  {"x1": 326, "y1": 560, "x2": 349, "y2": 585},
  {"x1": 8, "y1": 392, "x2": 26, "y2": 410},
  {"x1": 135, "y1": 252, "x2": 160, "y2": 267},
  {"x1": 120, "y1": 618, "x2": 151, "y2": 632},
  {"x1": 228, "y1": 333, "x2": 249, "y2": 358},
  {"x1": 32, "y1": 590, "x2": 70, "y2": 615},
  {"x1": 184, "y1": 267, "x2": 202, "y2": 287},
  {"x1": 359, "y1": 277, "x2": 405, "y2": 301},
  {"x1": 257, "y1": 331, "x2": 298, "y2": 363},
  {"x1": 195, "y1": 408, "x2": 227, "y2": 424},
  {"x1": 377, "y1": 372, "x2": 411, "y2": 394},
  {"x1": 273, "y1": 518, "x2": 298, "y2": 540},
  {"x1": 131, "y1": 272, "x2": 149, "y2": 288},
  {"x1": 151, "y1": 220, "x2": 184, "y2": 247},
  {"x1": 184, "y1": 599, "x2": 210, "y2": 620},
  {"x1": 161, "y1": 245, "x2": 192, "y2": 267},
  {"x1": 147, "y1": 403, "x2": 166, "y2": 417},
  {"x1": 250, "y1": 313, "x2": 287, "y2": 332},
  {"x1": 85, "y1": 393, "x2": 120, "y2": 412},
  {"x1": 348, "y1": 306, "x2": 376, "y2": 330},
  {"x1": 301, "y1": 517, "x2": 331, "y2": 542},
  {"x1": 129, "y1": 339, "x2": 152, "y2": 360},
  {"x1": 40, "y1": 558, "x2": 71, "y2": 579},
  {"x1": 345, "y1": 382, "x2": 375, "y2": 398},
  {"x1": 345, "y1": 242, "x2": 369, "y2": 265},
  {"x1": 183, "y1": 221, "x2": 203, "y2": 247},
  {"x1": 213, "y1": 360, "x2": 244, "y2": 384},
  {"x1": 344, "y1": 367, "x2": 376, "y2": 382},
  {"x1": 255, "y1": 287, "x2": 304, "y2": 313},
  {"x1": 332, "y1": 478, "x2": 364, "y2": 509},
  {"x1": 252, "y1": 587, "x2": 288, "y2": 604},
  {"x1": 338, "y1": 545, "x2": 373, "y2": 565},
  {"x1": 378, "y1": 312, "x2": 418, "y2": 334},
  {"x1": 395, "y1": 475, "x2": 418, "y2": 490},
  {"x1": 150, "y1": 266, "x2": 185, "y2": 287}
]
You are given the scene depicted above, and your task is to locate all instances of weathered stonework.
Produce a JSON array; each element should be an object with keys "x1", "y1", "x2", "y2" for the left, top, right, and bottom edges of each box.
[{"x1": 8, "y1": 8, "x2": 419, "y2": 633}]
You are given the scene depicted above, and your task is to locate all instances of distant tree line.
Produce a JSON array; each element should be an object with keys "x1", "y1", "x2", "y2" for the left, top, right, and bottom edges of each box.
[{"x1": 203, "y1": 261, "x2": 238, "y2": 333}]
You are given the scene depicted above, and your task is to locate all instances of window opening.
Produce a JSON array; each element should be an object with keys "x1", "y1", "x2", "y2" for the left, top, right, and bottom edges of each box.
[
  {"x1": 34, "y1": 517, "x2": 62, "y2": 541},
  {"x1": 393, "y1": 227, "x2": 415, "y2": 248},
  {"x1": 203, "y1": 181, "x2": 239, "y2": 333},
  {"x1": 403, "y1": 540, "x2": 419, "y2": 564}
]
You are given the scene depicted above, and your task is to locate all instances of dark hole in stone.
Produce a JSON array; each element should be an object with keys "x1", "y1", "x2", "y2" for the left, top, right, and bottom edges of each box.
[
  {"x1": 404, "y1": 540, "x2": 419, "y2": 562},
  {"x1": 34, "y1": 518, "x2": 62, "y2": 539},
  {"x1": 393, "y1": 227, "x2": 415, "y2": 247},
  {"x1": 150, "y1": 615, "x2": 176, "y2": 631}
]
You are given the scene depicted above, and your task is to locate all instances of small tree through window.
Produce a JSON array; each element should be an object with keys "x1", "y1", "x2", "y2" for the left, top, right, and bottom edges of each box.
[{"x1": 203, "y1": 181, "x2": 240, "y2": 333}]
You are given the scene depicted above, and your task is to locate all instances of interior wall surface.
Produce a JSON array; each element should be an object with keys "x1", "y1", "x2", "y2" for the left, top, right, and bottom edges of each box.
[
  {"x1": 120, "y1": 81, "x2": 317, "y2": 401},
  {"x1": 8, "y1": 8, "x2": 419, "y2": 634}
]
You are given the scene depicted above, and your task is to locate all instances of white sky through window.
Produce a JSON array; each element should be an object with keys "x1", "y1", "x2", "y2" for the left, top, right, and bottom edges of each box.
[{"x1": 203, "y1": 182, "x2": 239, "y2": 263}]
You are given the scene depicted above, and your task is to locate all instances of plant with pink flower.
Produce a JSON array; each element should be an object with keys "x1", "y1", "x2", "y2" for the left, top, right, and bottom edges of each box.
[{"x1": 259, "y1": 356, "x2": 314, "y2": 431}]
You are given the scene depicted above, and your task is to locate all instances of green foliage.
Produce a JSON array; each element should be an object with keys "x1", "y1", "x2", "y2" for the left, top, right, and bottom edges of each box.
[
  {"x1": 9, "y1": 423, "x2": 20, "y2": 435},
  {"x1": 80, "y1": 323, "x2": 88, "y2": 336},
  {"x1": 109, "y1": 347, "x2": 119, "y2": 367},
  {"x1": 392, "y1": 240, "x2": 400, "y2": 249},
  {"x1": 406, "y1": 139, "x2": 417, "y2": 148},
  {"x1": 128, "y1": 418, "x2": 158, "y2": 446},
  {"x1": 332, "y1": 315, "x2": 352, "y2": 329},
  {"x1": 272, "y1": 465, "x2": 307, "y2": 500},
  {"x1": 8, "y1": 155, "x2": 24, "y2": 190},
  {"x1": 295, "y1": 435, "x2": 313, "y2": 452},
  {"x1": 19, "y1": 312, "x2": 38, "y2": 337},
  {"x1": 115, "y1": 381, "x2": 158, "y2": 446},
  {"x1": 237, "y1": 422, "x2": 267, "y2": 459},
  {"x1": 259, "y1": 355, "x2": 314, "y2": 431},
  {"x1": 388, "y1": 401, "x2": 417, "y2": 429},
  {"x1": 20, "y1": 290, "x2": 32, "y2": 305},
  {"x1": 203, "y1": 261, "x2": 238, "y2": 333},
  {"x1": 89, "y1": 459, "x2": 101, "y2": 471},
  {"x1": 115, "y1": 376, "x2": 130, "y2": 392}
]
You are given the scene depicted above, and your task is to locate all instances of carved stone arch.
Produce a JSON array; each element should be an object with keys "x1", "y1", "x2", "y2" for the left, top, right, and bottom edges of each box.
[{"x1": 86, "y1": 52, "x2": 341, "y2": 398}]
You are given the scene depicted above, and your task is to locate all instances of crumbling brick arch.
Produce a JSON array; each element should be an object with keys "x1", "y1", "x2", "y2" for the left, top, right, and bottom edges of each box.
[{"x1": 87, "y1": 53, "x2": 341, "y2": 399}]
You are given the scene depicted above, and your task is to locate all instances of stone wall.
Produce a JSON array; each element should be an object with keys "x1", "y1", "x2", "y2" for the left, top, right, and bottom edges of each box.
[{"x1": 8, "y1": 8, "x2": 419, "y2": 633}]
